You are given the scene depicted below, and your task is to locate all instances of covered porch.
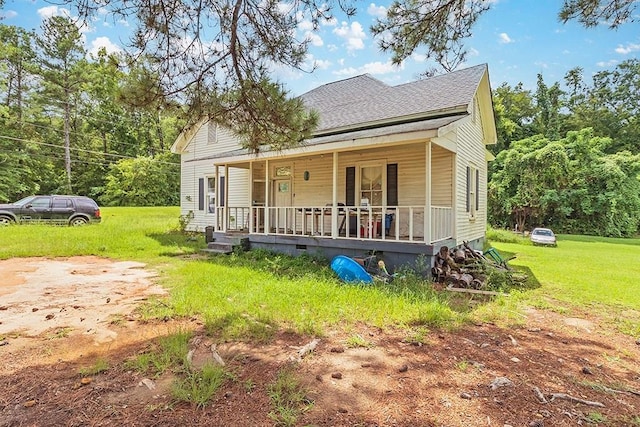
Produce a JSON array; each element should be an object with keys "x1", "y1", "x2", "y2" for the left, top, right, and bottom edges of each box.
[{"x1": 211, "y1": 136, "x2": 458, "y2": 248}]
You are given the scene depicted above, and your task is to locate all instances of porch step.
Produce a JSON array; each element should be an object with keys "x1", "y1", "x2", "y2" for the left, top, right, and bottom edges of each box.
[{"x1": 203, "y1": 241, "x2": 234, "y2": 254}]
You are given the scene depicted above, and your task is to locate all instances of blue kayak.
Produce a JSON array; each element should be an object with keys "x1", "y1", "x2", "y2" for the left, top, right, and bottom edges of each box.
[{"x1": 330, "y1": 255, "x2": 373, "y2": 284}]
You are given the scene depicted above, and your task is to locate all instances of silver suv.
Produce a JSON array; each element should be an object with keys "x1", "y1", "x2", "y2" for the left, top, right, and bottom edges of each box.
[{"x1": 0, "y1": 195, "x2": 102, "y2": 226}]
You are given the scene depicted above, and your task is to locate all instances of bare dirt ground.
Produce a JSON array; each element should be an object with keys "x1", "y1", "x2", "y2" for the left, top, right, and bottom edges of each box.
[{"x1": 1, "y1": 257, "x2": 639, "y2": 427}]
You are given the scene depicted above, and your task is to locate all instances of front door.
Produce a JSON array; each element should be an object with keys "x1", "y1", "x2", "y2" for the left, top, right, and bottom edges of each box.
[{"x1": 272, "y1": 178, "x2": 291, "y2": 232}]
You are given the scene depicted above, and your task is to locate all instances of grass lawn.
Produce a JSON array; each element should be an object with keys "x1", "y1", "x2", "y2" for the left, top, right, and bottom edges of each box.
[{"x1": 1, "y1": 208, "x2": 639, "y2": 338}]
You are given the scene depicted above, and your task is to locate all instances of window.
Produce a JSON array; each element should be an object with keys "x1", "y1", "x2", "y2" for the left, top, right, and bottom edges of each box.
[
  {"x1": 346, "y1": 164, "x2": 397, "y2": 207},
  {"x1": 275, "y1": 166, "x2": 291, "y2": 177},
  {"x1": 52, "y1": 198, "x2": 72, "y2": 208},
  {"x1": 29, "y1": 197, "x2": 51, "y2": 209},
  {"x1": 466, "y1": 165, "x2": 479, "y2": 218},
  {"x1": 359, "y1": 164, "x2": 383, "y2": 206},
  {"x1": 207, "y1": 123, "x2": 217, "y2": 144},
  {"x1": 207, "y1": 177, "x2": 216, "y2": 213}
]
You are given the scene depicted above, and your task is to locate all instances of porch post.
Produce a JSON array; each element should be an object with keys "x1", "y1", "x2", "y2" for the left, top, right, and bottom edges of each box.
[
  {"x1": 215, "y1": 165, "x2": 221, "y2": 231},
  {"x1": 264, "y1": 159, "x2": 270, "y2": 235},
  {"x1": 425, "y1": 141, "x2": 432, "y2": 243},
  {"x1": 331, "y1": 152, "x2": 338, "y2": 238},
  {"x1": 224, "y1": 164, "x2": 229, "y2": 231},
  {"x1": 249, "y1": 161, "x2": 254, "y2": 233}
]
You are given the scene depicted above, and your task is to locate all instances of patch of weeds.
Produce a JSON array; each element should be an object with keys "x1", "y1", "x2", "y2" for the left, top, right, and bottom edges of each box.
[
  {"x1": 584, "y1": 412, "x2": 606, "y2": 423},
  {"x1": 109, "y1": 314, "x2": 126, "y2": 326},
  {"x1": 204, "y1": 312, "x2": 277, "y2": 343},
  {"x1": 125, "y1": 329, "x2": 193, "y2": 376},
  {"x1": 409, "y1": 300, "x2": 457, "y2": 328},
  {"x1": 242, "y1": 379, "x2": 256, "y2": 393},
  {"x1": 455, "y1": 360, "x2": 469, "y2": 371},
  {"x1": 267, "y1": 364, "x2": 313, "y2": 427},
  {"x1": 135, "y1": 297, "x2": 175, "y2": 322},
  {"x1": 48, "y1": 327, "x2": 72, "y2": 340},
  {"x1": 79, "y1": 358, "x2": 109, "y2": 376},
  {"x1": 628, "y1": 415, "x2": 640, "y2": 425},
  {"x1": 345, "y1": 334, "x2": 374, "y2": 349},
  {"x1": 615, "y1": 318, "x2": 640, "y2": 337},
  {"x1": 602, "y1": 353, "x2": 621, "y2": 363},
  {"x1": 403, "y1": 327, "x2": 430, "y2": 346},
  {"x1": 171, "y1": 362, "x2": 228, "y2": 409},
  {"x1": 145, "y1": 403, "x2": 173, "y2": 412}
]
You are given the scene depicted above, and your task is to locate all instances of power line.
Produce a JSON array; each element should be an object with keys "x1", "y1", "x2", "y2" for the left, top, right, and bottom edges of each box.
[{"x1": 0, "y1": 134, "x2": 181, "y2": 166}]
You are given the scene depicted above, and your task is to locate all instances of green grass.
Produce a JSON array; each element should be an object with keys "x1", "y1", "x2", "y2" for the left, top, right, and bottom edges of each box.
[
  {"x1": 267, "y1": 364, "x2": 312, "y2": 427},
  {"x1": 489, "y1": 234, "x2": 640, "y2": 309},
  {"x1": 79, "y1": 358, "x2": 110, "y2": 376},
  {"x1": 2, "y1": 207, "x2": 640, "y2": 341},
  {"x1": 171, "y1": 362, "x2": 228, "y2": 409},
  {"x1": 125, "y1": 329, "x2": 193, "y2": 376}
]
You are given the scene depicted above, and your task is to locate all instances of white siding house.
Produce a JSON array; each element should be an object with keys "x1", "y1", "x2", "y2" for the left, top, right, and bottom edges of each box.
[{"x1": 171, "y1": 64, "x2": 497, "y2": 270}]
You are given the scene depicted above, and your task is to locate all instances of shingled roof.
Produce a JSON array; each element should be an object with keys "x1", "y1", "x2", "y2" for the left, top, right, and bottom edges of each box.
[{"x1": 300, "y1": 63, "x2": 488, "y2": 135}]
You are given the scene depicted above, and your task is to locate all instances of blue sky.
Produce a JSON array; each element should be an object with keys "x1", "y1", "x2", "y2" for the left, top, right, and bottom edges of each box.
[{"x1": 2, "y1": 0, "x2": 638, "y2": 95}]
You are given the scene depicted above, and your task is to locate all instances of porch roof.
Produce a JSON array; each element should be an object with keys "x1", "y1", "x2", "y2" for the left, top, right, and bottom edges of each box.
[{"x1": 187, "y1": 114, "x2": 465, "y2": 166}]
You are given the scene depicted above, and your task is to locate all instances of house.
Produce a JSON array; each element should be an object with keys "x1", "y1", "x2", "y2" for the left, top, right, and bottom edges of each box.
[{"x1": 171, "y1": 64, "x2": 497, "y2": 271}]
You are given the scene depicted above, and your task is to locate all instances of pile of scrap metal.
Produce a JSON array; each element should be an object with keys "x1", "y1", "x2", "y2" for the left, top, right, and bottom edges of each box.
[{"x1": 431, "y1": 242, "x2": 513, "y2": 291}]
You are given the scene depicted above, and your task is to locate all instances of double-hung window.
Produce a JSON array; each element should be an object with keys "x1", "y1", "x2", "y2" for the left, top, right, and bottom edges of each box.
[
  {"x1": 466, "y1": 165, "x2": 479, "y2": 219},
  {"x1": 359, "y1": 164, "x2": 384, "y2": 206}
]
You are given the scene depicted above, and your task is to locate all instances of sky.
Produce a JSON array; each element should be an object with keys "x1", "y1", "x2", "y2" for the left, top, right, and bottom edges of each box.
[{"x1": 1, "y1": 0, "x2": 638, "y2": 96}]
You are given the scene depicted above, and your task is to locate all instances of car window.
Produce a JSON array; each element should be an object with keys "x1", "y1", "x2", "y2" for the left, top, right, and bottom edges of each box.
[
  {"x1": 14, "y1": 196, "x2": 36, "y2": 206},
  {"x1": 29, "y1": 197, "x2": 51, "y2": 209},
  {"x1": 52, "y1": 198, "x2": 73, "y2": 208},
  {"x1": 534, "y1": 229, "x2": 553, "y2": 236}
]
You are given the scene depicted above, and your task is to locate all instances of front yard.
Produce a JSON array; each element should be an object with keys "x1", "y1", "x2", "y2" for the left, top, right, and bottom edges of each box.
[{"x1": 0, "y1": 208, "x2": 638, "y2": 426}]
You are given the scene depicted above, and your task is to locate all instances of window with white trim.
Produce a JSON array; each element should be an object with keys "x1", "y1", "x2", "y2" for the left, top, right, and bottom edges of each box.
[
  {"x1": 359, "y1": 163, "x2": 384, "y2": 206},
  {"x1": 466, "y1": 165, "x2": 479, "y2": 219},
  {"x1": 207, "y1": 177, "x2": 216, "y2": 213}
]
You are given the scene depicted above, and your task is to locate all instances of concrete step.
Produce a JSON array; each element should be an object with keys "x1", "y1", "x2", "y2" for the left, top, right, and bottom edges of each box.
[{"x1": 203, "y1": 242, "x2": 233, "y2": 254}]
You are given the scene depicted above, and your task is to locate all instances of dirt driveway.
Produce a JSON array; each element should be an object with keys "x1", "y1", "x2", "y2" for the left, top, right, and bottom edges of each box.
[{"x1": 1, "y1": 257, "x2": 639, "y2": 426}]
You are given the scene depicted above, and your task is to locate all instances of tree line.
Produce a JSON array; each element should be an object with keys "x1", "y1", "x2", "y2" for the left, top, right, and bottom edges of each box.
[
  {"x1": 0, "y1": 17, "x2": 182, "y2": 206},
  {"x1": 489, "y1": 60, "x2": 640, "y2": 237}
]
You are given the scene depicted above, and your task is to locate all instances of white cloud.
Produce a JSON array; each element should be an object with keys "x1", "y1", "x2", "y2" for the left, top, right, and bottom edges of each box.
[
  {"x1": 305, "y1": 31, "x2": 324, "y2": 47},
  {"x1": 468, "y1": 47, "x2": 480, "y2": 57},
  {"x1": 37, "y1": 5, "x2": 71, "y2": 19},
  {"x1": 615, "y1": 42, "x2": 640, "y2": 54},
  {"x1": 298, "y1": 19, "x2": 314, "y2": 31},
  {"x1": 88, "y1": 36, "x2": 122, "y2": 57},
  {"x1": 411, "y1": 53, "x2": 426, "y2": 63},
  {"x1": 333, "y1": 21, "x2": 367, "y2": 52},
  {"x1": 596, "y1": 59, "x2": 619, "y2": 67},
  {"x1": 327, "y1": 44, "x2": 338, "y2": 52},
  {"x1": 0, "y1": 10, "x2": 17, "y2": 19},
  {"x1": 367, "y1": 3, "x2": 387, "y2": 19},
  {"x1": 498, "y1": 32, "x2": 513, "y2": 44},
  {"x1": 321, "y1": 16, "x2": 338, "y2": 27},
  {"x1": 333, "y1": 60, "x2": 403, "y2": 77},
  {"x1": 534, "y1": 61, "x2": 548, "y2": 69},
  {"x1": 313, "y1": 59, "x2": 332, "y2": 70}
]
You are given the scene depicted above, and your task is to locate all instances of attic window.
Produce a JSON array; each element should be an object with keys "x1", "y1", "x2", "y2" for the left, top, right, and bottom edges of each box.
[{"x1": 207, "y1": 123, "x2": 217, "y2": 144}]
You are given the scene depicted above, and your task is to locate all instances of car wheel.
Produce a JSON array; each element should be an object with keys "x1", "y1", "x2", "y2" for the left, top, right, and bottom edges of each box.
[
  {"x1": 0, "y1": 215, "x2": 15, "y2": 225},
  {"x1": 69, "y1": 217, "x2": 88, "y2": 226}
]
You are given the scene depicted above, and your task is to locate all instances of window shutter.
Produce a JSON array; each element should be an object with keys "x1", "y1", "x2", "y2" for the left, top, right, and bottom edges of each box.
[
  {"x1": 475, "y1": 169, "x2": 480, "y2": 211},
  {"x1": 345, "y1": 167, "x2": 355, "y2": 206},
  {"x1": 465, "y1": 166, "x2": 470, "y2": 212},
  {"x1": 198, "y1": 178, "x2": 205, "y2": 211},
  {"x1": 386, "y1": 163, "x2": 398, "y2": 206},
  {"x1": 219, "y1": 176, "x2": 225, "y2": 207}
]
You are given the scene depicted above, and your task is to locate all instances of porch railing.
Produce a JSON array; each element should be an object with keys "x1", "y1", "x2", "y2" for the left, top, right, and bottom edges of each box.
[{"x1": 217, "y1": 205, "x2": 453, "y2": 244}]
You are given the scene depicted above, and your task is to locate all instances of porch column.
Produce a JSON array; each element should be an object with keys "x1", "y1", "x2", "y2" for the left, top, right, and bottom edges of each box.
[
  {"x1": 425, "y1": 141, "x2": 432, "y2": 243},
  {"x1": 249, "y1": 162, "x2": 254, "y2": 233},
  {"x1": 215, "y1": 165, "x2": 221, "y2": 231},
  {"x1": 264, "y1": 159, "x2": 270, "y2": 235},
  {"x1": 331, "y1": 152, "x2": 339, "y2": 238},
  {"x1": 224, "y1": 164, "x2": 229, "y2": 232}
]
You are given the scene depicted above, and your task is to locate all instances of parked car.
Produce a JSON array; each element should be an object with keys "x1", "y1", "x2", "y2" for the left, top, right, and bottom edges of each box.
[
  {"x1": 530, "y1": 227, "x2": 556, "y2": 246},
  {"x1": 0, "y1": 195, "x2": 101, "y2": 226}
]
